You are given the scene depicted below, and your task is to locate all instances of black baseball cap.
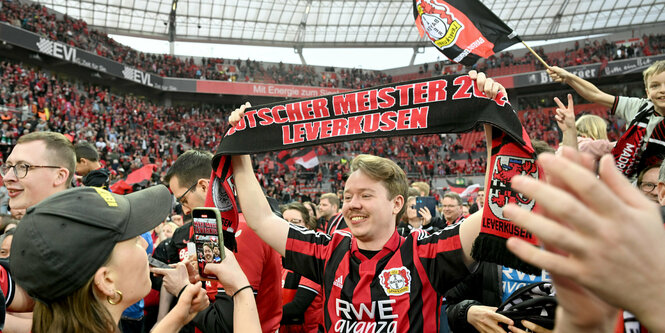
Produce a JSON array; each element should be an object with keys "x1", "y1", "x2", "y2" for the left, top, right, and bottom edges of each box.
[{"x1": 10, "y1": 185, "x2": 172, "y2": 302}]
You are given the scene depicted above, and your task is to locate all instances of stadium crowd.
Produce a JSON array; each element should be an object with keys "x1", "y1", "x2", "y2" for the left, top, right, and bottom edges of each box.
[
  {"x1": 0, "y1": 57, "x2": 631, "y2": 204},
  {"x1": 0, "y1": 2, "x2": 665, "y2": 331},
  {"x1": 476, "y1": 34, "x2": 665, "y2": 73},
  {"x1": 1, "y1": 0, "x2": 664, "y2": 88}
]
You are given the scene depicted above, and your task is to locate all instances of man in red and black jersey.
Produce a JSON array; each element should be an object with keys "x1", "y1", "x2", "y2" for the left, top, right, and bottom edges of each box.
[
  {"x1": 232, "y1": 151, "x2": 483, "y2": 332},
  {"x1": 228, "y1": 73, "x2": 508, "y2": 332},
  {"x1": 227, "y1": 73, "x2": 513, "y2": 332}
]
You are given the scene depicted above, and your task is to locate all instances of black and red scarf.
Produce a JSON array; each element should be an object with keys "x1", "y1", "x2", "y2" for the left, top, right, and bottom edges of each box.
[
  {"x1": 206, "y1": 74, "x2": 542, "y2": 274},
  {"x1": 612, "y1": 101, "x2": 665, "y2": 178}
]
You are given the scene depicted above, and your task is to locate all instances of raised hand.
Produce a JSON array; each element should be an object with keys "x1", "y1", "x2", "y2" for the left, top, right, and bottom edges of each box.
[
  {"x1": 203, "y1": 247, "x2": 251, "y2": 296},
  {"x1": 554, "y1": 94, "x2": 575, "y2": 132},
  {"x1": 546, "y1": 66, "x2": 573, "y2": 84},
  {"x1": 468, "y1": 70, "x2": 507, "y2": 100},
  {"x1": 229, "y1": 102, "x2": 251, "y2": 127},
  {"x1": 503, "y1": 149, "x2": 665, "y2": 331}
]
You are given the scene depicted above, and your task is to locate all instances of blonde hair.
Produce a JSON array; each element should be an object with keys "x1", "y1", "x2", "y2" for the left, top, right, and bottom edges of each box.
[
  {"x1": 411, "y1": 181, "x2": 430, "y2": 196},
  {"x1": 350, "y1": 154, "x2": 408, "y2": 223},
  {"x1": 643, "y1": 60, "x2": 665, "y2": 89},
  {"x1": 575, "y1": 114, "x2": 608, "y2": 140}
]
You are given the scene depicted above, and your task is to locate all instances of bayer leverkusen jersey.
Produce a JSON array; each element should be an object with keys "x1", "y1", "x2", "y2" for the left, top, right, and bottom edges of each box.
[{"x1": 284, "y1": 225, "x2": 470, "y2": 333}]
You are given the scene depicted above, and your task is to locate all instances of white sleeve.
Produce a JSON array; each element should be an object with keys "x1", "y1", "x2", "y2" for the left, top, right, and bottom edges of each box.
[{"x1": 613, "y1": 96, "x2": 648, "y2": 126}]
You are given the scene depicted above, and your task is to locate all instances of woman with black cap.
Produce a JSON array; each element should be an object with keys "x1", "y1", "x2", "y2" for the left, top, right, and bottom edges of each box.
[{"x1": 9, "y1": 185, "x2": 260, "y2": 333}]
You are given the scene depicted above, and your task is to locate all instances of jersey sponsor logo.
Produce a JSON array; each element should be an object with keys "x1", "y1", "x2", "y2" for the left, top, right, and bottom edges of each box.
[
  {"x1": 333, "y1": 320, "x2": 397, "y2": 333},
  {"x1": 379, "y1": 267, "x2": 411, "y2": 296},
  {"x1": 334, "y1": 299, "x2": 398, "y2": 333},
  {"x1": 333, "y1": 275, "x2": 344, "y2": 289},
  {"x1": 488, "y1": 155, "x2": 538, "y2": 219},
  {"x1": 179, "y1": 247, "x2": 188, "y2": 261}
]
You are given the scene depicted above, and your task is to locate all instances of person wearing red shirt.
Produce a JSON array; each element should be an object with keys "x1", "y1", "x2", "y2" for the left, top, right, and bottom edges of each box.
[{"x1": 164, "y1": 149, "x2": 282, "y2": 333}]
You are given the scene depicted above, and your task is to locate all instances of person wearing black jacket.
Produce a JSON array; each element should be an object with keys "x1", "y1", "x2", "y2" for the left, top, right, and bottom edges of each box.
[
  {"x1": 151, "y1": 221, "x2": 234, "y2": 333},
  {"x1": 74, "y1": 141, "x2": 110, "y2": 188},
  {"x1": 445, "y1": 262, "x2": 553, "y2": 332},
  {"x1": 445, "y1": 262, "x2": 504, "y2": 332}
]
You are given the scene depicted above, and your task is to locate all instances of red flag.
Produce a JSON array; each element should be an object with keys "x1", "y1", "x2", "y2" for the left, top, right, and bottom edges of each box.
[
  {"x1": 293, "y1": 149, "x2": 319, "y2": 169},
  {"x1": 277, "y1": 148, "x2": 319, "y2": 170},
  {"x1": 110, "y1": 179, "x2": 133, "y2": 194},
  {"x1": 413, "y1": 0, "x2": 520, "y2": 66},
  {"x1": 125, "y1": 164, "x2": 157, "y2": 184}
]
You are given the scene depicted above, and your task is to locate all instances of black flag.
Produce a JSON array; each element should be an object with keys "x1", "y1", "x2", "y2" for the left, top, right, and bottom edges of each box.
[{"x1": 414, "y1": 0, "x2": 520, "y2": 66}]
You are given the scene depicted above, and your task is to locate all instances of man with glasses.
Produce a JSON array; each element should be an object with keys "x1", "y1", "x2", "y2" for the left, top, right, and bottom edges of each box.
[
  {"x1": 165, "y1": 150, "x2": 211, "y2": 216},
  {"x1": 0, "y1": 131, "x2": 75, "y2": 331},
  {"x1": 441, "y1": 192, "x2": 465, "y2": 226},
  {"x1": 1, "y1": 132, "x2": 75, "y2": 211},
  {"x1": 161, "y1": 150, "x2": 282, "y2": 333},
  {"x1": 655, "y1": 162, "x2": 665, "y2": 206},
  {"x1": 637, "y1": 164, "x2": 660, "y2": 203}
]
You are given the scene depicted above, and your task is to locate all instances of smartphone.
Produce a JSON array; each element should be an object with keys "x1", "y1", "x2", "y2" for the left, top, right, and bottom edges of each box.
[
  {"x1": 415, "y1": 196, "x2": 437, "y2": 218},
  {"x1": 191, "y1": 207, "x2": 225, "y2": 280},
  {"x1": 148, "y1": 255, "x2": 173, "y2": 269}
]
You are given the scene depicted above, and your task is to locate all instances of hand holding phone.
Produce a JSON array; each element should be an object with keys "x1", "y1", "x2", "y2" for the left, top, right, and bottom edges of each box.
[
  {"x1": 203, "y1": 247, "x2": 251, "y2": 297},
  {"x1": 192, "y1": 207, "x2": 225, "y2": 281}
]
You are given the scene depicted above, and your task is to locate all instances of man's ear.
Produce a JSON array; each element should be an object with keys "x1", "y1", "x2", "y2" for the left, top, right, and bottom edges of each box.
[
  {"x1": 198, "y1": 178, "x2": 210, "y2": 193},
  {"x1": 53, "y1": 168, "x2": 70, "y2": 187},
  {"x1": 658, "y1": 182, "x2": 665, "y2": 206},
  {"x1": 392, "y1": 195, "x2": 405, "y2": 215}
]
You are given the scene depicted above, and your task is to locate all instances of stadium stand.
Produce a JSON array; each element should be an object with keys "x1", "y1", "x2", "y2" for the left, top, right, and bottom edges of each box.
[{"x1": 2, "y1": 0, "x2": 664, "y2": 88}]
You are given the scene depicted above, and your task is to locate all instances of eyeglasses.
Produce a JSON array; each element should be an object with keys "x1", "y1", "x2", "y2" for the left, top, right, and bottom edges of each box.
[
  {"x1": 639, "y1": 182, "x2": 657, "y2": 192},
  {"x1": 0, "y1": 162, "x2": 61, "y2": 179},
  {"x1": 175, "y1": 182, "x2": 197, "y2": 204}
]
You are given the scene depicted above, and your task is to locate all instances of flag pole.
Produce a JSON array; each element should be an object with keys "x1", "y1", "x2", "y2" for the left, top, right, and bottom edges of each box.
[{"x1": 521, "y1": 41, "x2": 550, "y2": 69}]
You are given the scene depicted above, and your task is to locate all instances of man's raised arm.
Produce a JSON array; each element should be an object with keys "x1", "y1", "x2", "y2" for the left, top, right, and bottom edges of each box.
[
  {"x1": 230, "y1": 103, "x2": 290, "y2": 256},
  {"x1": 456, "y1": 71, "x2": 505, "y2": 267},
  {"x1": 547, "y1": 66, "x2": 615, "y2": 107}
]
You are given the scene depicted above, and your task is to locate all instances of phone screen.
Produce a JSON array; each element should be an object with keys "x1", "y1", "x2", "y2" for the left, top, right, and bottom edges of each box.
[{"x1": 192, "y1": 208, "x2": 224, "y2": 280}]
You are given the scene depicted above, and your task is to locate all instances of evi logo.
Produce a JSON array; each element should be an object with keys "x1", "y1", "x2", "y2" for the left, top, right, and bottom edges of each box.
[
  {"x1": 122, "y1": 66, "x2": 154, "y2": 86},
  {"x1": 36, "y1": 38, "x2": 77, "y2": 62}
]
